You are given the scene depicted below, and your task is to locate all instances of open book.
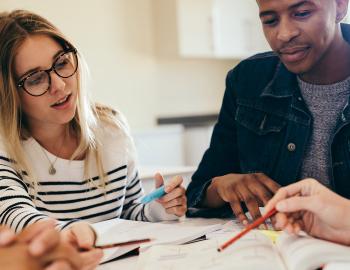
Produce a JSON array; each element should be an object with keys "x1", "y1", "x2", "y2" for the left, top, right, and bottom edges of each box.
[
  {"x1": 92, "y1": 218, "x2": 222, "y2": 263},
  {"x1": 137, "y1": 230, "x2": 350, "y2": 270}
]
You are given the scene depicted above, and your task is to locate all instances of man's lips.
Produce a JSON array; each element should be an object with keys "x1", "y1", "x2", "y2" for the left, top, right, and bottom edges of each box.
[
  {"x1": 278, "y1": 46, "x2": 310, "y2": 63},
  {"x1": 279, "y1": 45, "x2": 309, "y2": 54}
]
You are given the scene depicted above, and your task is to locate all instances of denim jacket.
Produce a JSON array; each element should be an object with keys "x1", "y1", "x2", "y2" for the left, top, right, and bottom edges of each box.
[{"x1": 187, "y1": 25, "x2": 350, "y2": 213}]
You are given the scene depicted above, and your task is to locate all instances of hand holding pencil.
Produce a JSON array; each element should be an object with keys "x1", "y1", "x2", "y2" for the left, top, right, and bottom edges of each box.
[
  {"x1": 61, "y1": 221, "x2": 103, "y2": 269},
  {"x1": 265, "y1": 178, "x2": 350, "y2": 246},
  {"x1": 150, "y1": 173, "x2": 187, "y2": 217},
  {"x1": 218, "y1": 207, "x2": 277, "y2": 252}
]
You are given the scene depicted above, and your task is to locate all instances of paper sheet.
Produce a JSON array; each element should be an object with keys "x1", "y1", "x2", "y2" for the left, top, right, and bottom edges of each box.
[
  {"x1": 138, "y1": 231, "x2": 286, "y2": 270},
  {"x1": 92, "y1": 219, "x2": 222, "y2": 262}
]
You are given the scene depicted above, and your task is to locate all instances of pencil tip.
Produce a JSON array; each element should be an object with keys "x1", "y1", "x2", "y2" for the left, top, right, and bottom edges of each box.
[{"x1": 217, "y1": 248, "x2": 221, "y2": 252}]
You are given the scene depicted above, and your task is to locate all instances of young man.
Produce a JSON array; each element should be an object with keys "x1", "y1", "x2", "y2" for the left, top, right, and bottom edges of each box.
[{"x1": 186, "y1": 0, "x2": 350, "y2": 224}]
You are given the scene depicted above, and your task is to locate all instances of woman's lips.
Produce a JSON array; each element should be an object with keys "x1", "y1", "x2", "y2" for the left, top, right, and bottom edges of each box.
[{"x1": 51, "y1": 94, "x2": 72, "y2": 110}]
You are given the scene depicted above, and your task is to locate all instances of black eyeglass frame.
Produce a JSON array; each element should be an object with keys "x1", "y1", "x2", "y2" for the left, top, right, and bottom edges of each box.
[{"x1": 17, "y1": 47, "x2": 78, "y2": 97}]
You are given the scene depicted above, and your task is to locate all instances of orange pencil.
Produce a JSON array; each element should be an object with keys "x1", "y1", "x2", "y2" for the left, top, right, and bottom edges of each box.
[{"x1": 217, "y1": 208, "x2": 277, "y2": 252}]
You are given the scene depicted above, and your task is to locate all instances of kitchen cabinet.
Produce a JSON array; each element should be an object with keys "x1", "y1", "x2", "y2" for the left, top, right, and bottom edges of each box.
[{"x1": 176, "y1": 0, "x2": 270, "y2": 58}]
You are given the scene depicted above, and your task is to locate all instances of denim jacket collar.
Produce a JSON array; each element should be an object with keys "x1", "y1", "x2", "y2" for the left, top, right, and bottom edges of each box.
[{"x1": 260, "y1": 61, "x2": 297, "y2": 99}]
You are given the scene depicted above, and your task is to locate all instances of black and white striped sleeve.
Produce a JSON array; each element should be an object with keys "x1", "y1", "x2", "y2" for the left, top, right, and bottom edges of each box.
[
  {"x1": 0, "y1": 155, "x2": 78, "y2": 232},
  {"x1": 0, "y1": 156, "x2": 50, "y2": 232},
  {"x1": 120, "y1": 136, "x2": 146, "y2": 221}
]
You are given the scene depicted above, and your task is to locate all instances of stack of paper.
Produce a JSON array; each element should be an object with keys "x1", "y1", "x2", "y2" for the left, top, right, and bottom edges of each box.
[{"x1": 92, "y1": 219, "x2": 222, "y2": 263}]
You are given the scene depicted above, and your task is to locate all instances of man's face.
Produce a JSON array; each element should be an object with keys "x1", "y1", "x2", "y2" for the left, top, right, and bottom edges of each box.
[{"x1": 257, "y1": 0, "x2": 341, "y2": 75}]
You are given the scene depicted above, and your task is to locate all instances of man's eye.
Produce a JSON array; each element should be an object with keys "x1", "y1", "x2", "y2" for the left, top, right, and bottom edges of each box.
[
  {"x1": 295, "y1": 11, "x2": 311, "y2": 17},
  {"x1": 263, "y1": 18, "x2": 277, "y2": 26}
]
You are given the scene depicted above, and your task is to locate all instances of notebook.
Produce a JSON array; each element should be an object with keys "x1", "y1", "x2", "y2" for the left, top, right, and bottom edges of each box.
[
  {"x1": 137, "y1": 230, "x2": 350, "y2": 270},
  {"x1": 92, "y1": 218, "x2": 222, "y2": 263}
]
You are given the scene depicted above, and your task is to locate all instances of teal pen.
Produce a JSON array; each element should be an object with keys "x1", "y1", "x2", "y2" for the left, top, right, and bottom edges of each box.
[{"x1": 141, "y1": 186, "x2": 166, "y2": 204}]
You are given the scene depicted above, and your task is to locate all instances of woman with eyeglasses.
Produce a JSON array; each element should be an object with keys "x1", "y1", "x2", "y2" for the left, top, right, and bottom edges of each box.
[{"x1": 0, "y1": 10, "x2": 187, "y2": 269}]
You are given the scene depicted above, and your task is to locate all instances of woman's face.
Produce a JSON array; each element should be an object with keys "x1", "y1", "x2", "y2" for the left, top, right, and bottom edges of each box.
[{"x1": 15, "y1": 34, "x2": 78, "y2": 131}]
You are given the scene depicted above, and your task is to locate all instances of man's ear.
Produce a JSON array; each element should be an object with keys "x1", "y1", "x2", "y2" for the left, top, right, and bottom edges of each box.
[{"x1": 335, "y1": 0, "x2": 349, "y2": 23}]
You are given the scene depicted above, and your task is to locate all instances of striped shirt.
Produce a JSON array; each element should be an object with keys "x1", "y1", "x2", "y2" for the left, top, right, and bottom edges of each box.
[{"x1": 0, "y1": 120, "x2": 177, "y2": 232}]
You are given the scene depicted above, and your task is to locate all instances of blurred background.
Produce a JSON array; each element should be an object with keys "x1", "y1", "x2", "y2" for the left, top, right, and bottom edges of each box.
[{"x1": 0, "y1": 0, "x2": 271, "y2": 190}]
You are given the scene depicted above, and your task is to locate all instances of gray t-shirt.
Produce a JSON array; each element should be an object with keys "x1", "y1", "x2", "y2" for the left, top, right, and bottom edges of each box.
[{"x1": 298, "y1": 76, "x2": 350, "y2": 186}]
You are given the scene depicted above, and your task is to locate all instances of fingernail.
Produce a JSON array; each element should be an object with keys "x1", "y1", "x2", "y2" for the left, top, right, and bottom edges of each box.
[
  {"x1": 0, "y1": 230, "x2": 14, "y2": 245},
  {"x1": 242, "y1": 220, "x2": 248, "y2": 226}
]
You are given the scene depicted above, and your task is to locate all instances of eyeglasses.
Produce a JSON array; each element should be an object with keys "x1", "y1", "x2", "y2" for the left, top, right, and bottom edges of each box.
[{"x1": 17, "y1": 48, "x2": 78, "y2": 97}]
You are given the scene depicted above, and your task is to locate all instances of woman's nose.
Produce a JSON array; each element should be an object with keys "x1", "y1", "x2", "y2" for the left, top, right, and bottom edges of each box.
[{"x1": 48, "y1": 72, "x2": 66, "y2": 95}]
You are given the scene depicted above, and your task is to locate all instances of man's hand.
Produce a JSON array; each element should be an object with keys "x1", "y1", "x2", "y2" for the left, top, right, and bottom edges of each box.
[{"x1": 205, "y1": 173, "x2": 280, "y2": 224}]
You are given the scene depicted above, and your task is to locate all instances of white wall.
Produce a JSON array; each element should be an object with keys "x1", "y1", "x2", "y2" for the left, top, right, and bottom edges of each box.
[{"x1": 0, "y1": 0, "x2": 237, "y2": 130}]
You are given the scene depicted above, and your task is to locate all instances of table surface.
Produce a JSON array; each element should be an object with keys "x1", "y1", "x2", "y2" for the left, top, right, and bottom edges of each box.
[{"x1": 96, "y1": 217, "x2": 229, "y2": 270}]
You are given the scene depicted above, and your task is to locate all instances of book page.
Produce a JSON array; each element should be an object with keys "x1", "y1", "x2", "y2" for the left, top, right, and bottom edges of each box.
[
  {"x1": 92, "y1": 219, "x2": 222, "y2": 263},
  {"x1": 324, "y1": 262, "x2": 350, "y2": 270},
  {"x1": 138, "y1": 231, "x2": 286, "y2": 270},
  {"x1": 205, "y1": 219, "x2": 245, "y2": 239},
  {"x1": 277, "y1": 233, "x2": 350, "y2": 270}
]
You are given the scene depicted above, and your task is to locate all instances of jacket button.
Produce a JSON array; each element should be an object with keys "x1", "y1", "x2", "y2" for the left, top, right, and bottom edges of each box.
[{"x1": 287, "y1": 143, "x2": 296, "y2": 152}]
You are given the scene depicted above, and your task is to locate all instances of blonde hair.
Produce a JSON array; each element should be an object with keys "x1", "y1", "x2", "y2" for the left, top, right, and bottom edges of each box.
[{"x1": 0, "y1": 10, "x2": 119, "y2": 192}]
